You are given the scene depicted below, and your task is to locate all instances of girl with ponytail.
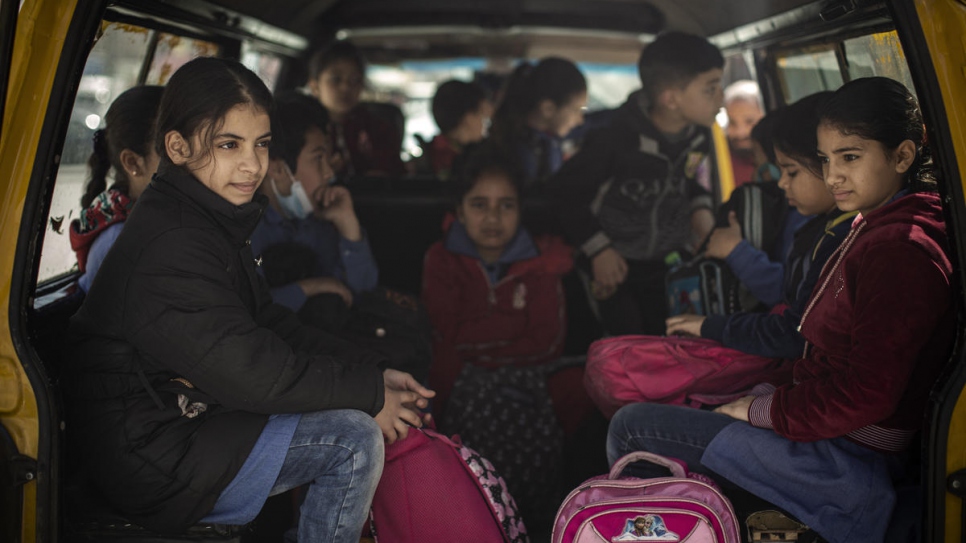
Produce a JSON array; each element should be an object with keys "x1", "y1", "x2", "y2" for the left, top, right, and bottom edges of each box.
[
  {"x1": 69, "y1": 85, "x2": 164, "y2": 291},
  {"x1": 489, "y1": 57, "x2": 587, "y2": 189}
]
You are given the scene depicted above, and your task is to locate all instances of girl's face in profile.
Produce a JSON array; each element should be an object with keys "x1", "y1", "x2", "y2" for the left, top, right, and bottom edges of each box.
[
  {"x1": 177, "y1": 104, "x2": 271, "y2": 206},
  {"x1": 313, "y1": 59, "x2": 364, "y2": 119},
  {"x1": 457, "y1": 172, "x2": 520, "y2": 262},
  {"x1": 775, "y1": 149, "x2": 835, "y2": 216},
  {"x1": 817, "y1": 124, "x2": 914, "y2": 216}
]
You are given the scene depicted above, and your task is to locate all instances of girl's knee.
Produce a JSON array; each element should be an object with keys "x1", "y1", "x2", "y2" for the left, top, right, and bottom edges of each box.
[{"x1": 335, "y1": 410, "x2": 384, "y2": 465}]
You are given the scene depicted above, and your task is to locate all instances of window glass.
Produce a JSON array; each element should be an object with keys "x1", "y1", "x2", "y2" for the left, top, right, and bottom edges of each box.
[
  {"x1": 364, "y1": 58, "x2": 638, "y2": 160},
  {"x1": 241, "y1": 43, "x2": 284, "y2": 91},
  {"x1": 843, "y1": 31, "x2": 916, "y2": 97},
  {"x1": 776, "y1": 46, "x2": 844, "y2": 104},
  {"x1": 143, "y1": 33, "x2": 220, "y2": 85},
  {"x1": 37, "y1": 22, "x2": 154, "y2": 284}
]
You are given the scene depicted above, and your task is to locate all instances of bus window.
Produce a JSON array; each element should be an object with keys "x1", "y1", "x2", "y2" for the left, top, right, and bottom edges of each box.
[
  {"x1": 144, "y1": 33, "x2": 220, "y2": 85},
  {"x1": 775, "y1": 45, "x2": 844, "y2": 103},
  {"x1": 842, "y1": 31, "x2": 916, "y2": 96},
  {"x1": 37, "y1": 22, "x2": 156, "y2": 284},
  {"x1": 36, "y1": 23, "x2": 222, "y2": 287},
  {"x1": 241, "y1": 42, "x2": 285, "y2": 91}
]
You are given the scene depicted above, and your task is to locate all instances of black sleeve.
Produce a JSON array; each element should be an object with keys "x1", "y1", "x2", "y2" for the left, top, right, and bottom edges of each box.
[
  {"x1": 546, "y1": 126, "x2": 619, "y2": 257},
  {"x1": 125, "y1": 228, "x2": 385, "y2": 416}
]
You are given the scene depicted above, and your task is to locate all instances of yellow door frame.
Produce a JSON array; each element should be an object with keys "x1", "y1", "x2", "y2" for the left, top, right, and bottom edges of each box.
[{"x1": 0, "y1": 0, "x2": 79, "y2": 540}]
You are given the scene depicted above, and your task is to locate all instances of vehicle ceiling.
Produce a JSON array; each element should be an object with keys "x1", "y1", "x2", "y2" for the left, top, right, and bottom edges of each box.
[{"x1": 198, "y1": 0, "x2": 831, "y2": 63}]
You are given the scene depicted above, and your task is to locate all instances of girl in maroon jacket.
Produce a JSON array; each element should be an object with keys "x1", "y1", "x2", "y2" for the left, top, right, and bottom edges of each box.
[{"x1": 608, "y1": 77, "x2": 955, "y2": 543}]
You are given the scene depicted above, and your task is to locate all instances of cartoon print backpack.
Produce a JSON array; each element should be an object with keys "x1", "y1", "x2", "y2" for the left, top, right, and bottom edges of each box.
[
  {"x1": 368, "y1": 426, "x2": 528, "y2": 543},
  {"x1": 552, "y1": 451, "x2": 741, "y2": 543}
]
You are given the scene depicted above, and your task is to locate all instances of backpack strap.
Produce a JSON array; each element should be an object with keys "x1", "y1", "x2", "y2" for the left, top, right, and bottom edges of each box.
[{"x1": 609, "y1": 451, "x2": 688, "y2": 479}]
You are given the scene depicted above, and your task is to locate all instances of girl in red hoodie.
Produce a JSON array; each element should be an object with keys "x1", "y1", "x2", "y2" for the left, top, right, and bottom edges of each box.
[
  {"x1": 608, "y1": 77, "x2": 955, "y2": 543},
  {"x1": 422, "y1": 145, "x2": 578, "y2": 414},
  {"x1": 422, "y1": 144, "x2": 601, "y2": 532}
]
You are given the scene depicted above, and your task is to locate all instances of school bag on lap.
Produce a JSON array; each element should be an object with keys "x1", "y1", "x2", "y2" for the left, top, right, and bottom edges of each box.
[
  {"x1": 584, "y1": 335, "x2": 787, "y2": 418},
  {"x1": 368, "y1": 426, "x2": 528, "y2": 543},
  {"x1": 552, "y1": 451, "x2": 740, "y2": 543}
]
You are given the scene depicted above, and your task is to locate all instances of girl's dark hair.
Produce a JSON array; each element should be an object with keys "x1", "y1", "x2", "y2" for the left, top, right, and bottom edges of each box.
[
  {"x1": 490, "y1": 57, "x2": 586, "y2": 148},
  {"x1": 271, "y1": 91, "x2": 331, "y2": 173},
  {"x1": 155, "y1": 57, "x2": 274, "y2": 168},
  {"x1": 819, "y1": 76, "x2": 936, "y2": 190},
  {"x1": 307, "y1": 40, "x2": 366, "y2": 81},
  {"x1": 451, "y1": 142, "x2": 524, "y2": 205},
  {"x1": 772, "y1": 91, "x2": 834, "y2": 178},
  {"x1": 432, "y1": 80, "x2": 488, "y2": 134},
  {"x1": 637, "y1": 31, "x2": 724, "y2": 106},
  {"x1": 749, "y1": 106, "x2": 782, "y2": 164},
  {"x1": 81, "y1": 85, "x2": 164, "y2": 208}
]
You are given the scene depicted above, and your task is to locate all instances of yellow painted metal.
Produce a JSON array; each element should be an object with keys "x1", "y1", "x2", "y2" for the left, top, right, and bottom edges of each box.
[
  {"x1": 712, "y1": 122, "x2": 735, "y2": 203},
  {"x1": 912, "y1": 1, "x2": 966, "y2": 540},
  {"x1": 0, "y1": 0, "x2": 79, "y2": 540}
]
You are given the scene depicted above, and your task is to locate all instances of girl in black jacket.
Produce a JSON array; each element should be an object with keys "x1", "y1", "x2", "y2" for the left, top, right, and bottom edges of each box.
[{"x1": 66, "y1": 57, "x2": 433, "y2": 540}]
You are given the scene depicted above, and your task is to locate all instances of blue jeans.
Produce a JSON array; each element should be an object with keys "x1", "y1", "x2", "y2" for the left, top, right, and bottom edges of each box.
[
  {"x1": 271, "y1": 409, "x2": 384, "y2": 543},
  {"x1": 606, "y1": 402, "x2": 735, "y2": 478},
  {"x1": 205, "y1": 409, "x2": 384, "y2": 542}
]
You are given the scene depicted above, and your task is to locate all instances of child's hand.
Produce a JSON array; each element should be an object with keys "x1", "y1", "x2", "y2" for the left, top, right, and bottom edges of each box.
[
  {"x1": 375, "y1": 369, "x2": 436, "y2": 443},
  {"x1": 592, "y1": 247, "x2": 628, "y2": 289},
  {"x1": 383, "y1": 369, "x2": 436, "y2": 406},
  {"x1": 665, "y1": 314, "x2": 705, "y2": 337},
  {"x1": 317, "y1": 185, "x2": 362, "y2": 242},
  {"x1": 296, "y1": 276, "x2": 353, "y2": 307},
  {"x1": 705, "y1": 211, "x2": 743, "y2": 259},
  {"x1": 712, "y1": 395, "x2": 754, "y2": 421},
  {"x1": 374, "y1": 388, "x2": 426, "y2": 443}
]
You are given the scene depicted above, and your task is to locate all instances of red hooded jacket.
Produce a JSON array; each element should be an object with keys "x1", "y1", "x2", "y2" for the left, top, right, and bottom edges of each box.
[
  {"x1": 422, "y1": 224, "x2": 575, "y2": 414},
  {"x1": 748, "y1": 192, "x2": 956, "y2": 452}
]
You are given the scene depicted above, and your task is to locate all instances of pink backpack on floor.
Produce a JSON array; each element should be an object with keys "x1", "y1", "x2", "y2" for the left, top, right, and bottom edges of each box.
[
  {"x1": 552, "y1": 451, "x2": 740, "y2": 543},
  {"x1": 584, "y1": 335, "x2": 787, "y2": 418},
  {"x1": 368, "y1": 426, "x2": 528, "y2": 543}
]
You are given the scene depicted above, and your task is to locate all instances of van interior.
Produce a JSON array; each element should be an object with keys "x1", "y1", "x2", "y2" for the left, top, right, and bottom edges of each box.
[{"x1": 4, "y1": 0, "x2": 966, "y2": 542}]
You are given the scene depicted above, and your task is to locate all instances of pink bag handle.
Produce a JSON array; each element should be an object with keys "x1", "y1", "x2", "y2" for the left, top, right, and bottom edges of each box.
[{"x1": 609, "y1": 451, "x2": 687, "y2": 479}]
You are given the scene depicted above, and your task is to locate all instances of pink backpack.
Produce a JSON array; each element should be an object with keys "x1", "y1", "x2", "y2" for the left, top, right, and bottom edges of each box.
[
  {"x1": 584, "y1": 335, "x2": 787, "y2": 417},
  {"x1": 368, "y1": 427, "x2": 528, "y2": 543},
  {"x1": 552, "y1": 451, "x2": 740, "y2": 543}
]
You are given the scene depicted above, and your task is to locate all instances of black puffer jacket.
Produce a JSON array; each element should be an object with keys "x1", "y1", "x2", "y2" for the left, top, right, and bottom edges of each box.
[{"x1": 65, "y1": 162, "x2": 385, "y2": 533}]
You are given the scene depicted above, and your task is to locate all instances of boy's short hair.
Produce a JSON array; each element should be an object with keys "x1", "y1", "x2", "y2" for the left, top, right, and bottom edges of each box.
[
  {"x1": 272, "y1": 92, "x2": 331, "y2": 173},
  {"x1": 432, "y1": 80, "x2": 488, "y2": 135},
  {"x1": 637, "y1": 31, "x2": 724, "y2": 105}
]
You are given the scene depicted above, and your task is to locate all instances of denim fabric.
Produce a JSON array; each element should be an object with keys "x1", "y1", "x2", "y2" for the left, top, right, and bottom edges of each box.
[
  {"x1": 606, "y1": 402, "x2": 735, "y2": 478},
  {"x1": 270, "y1": 409, "x2": 384, "y2": 543},
  {"x1": 203, "y1": 409, "x2": 383, "y2": 543},
  {"x1": 201, "y1": 414, "x2": 301, "y2": 524},
  {"x1": 703, "y1": 422, "x2": 900, "y2": 543}
]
